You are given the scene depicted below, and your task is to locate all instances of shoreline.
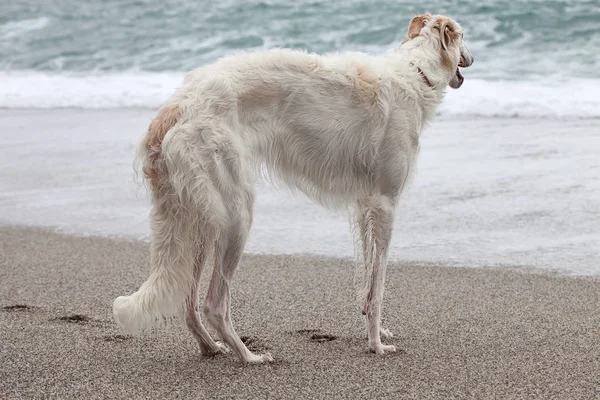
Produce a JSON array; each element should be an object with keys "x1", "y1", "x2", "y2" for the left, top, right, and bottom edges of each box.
[
  {"x1": 2, "y1": 222, "x2": 594, "y2": 279},
  {"x1": 1, "y1": 226, "x2": 599, "y2": 399}
]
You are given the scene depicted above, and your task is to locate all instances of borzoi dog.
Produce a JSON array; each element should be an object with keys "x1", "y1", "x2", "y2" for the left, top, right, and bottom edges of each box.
[{"x1": 113, "y1": 13, "x2": 473, "y2": 363}]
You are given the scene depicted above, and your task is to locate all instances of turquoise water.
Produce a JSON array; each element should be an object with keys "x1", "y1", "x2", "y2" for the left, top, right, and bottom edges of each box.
[{"x1": 1, "y1": 0, "x2": 600, "y2": 115}]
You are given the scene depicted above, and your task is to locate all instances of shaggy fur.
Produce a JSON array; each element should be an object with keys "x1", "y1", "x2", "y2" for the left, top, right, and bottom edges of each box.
[{"x1": 113, "y1": 14, "x2": 473, "y2": 363}]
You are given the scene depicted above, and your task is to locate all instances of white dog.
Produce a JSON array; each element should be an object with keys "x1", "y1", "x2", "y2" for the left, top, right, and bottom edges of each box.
[{"x1": 113, "y1": 13, "x2": 473, "y2": 363}]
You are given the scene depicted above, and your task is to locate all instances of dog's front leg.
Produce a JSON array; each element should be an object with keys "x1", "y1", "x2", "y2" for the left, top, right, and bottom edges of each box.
[{"x1": 356, "y1": 196, "x2": 396, "y2": 355}]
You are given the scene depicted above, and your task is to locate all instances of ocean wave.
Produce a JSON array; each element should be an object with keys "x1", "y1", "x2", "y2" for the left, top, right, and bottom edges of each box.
[
  {"x1": 2, "y1": 0, "x2": 599, "y2": 80},
  {"x1": 1, "y1": 71, "x2": 599, "y2": 118},
  {"x1": 441, "y1": 78, "x2": 600, "y2": 118},
  {"x1": 0, "y1": 17, "x2": 50, "y2": 40},
  {"x1": 0, "y1": 71, "x2": 180, "y2": 109}
]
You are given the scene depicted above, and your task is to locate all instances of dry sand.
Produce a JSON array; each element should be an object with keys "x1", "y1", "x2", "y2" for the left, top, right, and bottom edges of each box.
[{"x1": 1, "y1": 226, "x2": 599, "y2": 399}]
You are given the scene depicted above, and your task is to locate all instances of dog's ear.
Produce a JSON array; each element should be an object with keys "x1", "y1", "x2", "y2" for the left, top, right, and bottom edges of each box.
[
  {"x1": 407, "y1": 13, "x2": 431, "y2": 40},
  {"x1": 439, "y1": 19, "x2": 457, "y2": 50}
]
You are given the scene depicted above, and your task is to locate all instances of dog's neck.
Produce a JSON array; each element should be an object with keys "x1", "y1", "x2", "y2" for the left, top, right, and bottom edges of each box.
[
  {"x1": 386, "y1": 42, "x2": 448, "y2": 125},
  {"x1": 416, "y1": 67, "x2": 434, "y2": 89},
  {"x1": 396, "y1": 38, "x2": 451, "y2": 91}
]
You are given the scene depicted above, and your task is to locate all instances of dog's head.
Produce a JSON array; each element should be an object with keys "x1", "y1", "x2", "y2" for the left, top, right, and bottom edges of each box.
[{"x1": 403, "y1": 13, "x2": 474, "y2": 89}]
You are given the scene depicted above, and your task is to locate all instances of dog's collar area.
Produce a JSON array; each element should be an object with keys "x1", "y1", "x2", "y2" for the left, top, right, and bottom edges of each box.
[{"x1": 417, "y1": 67, "x2": 434, "y2": 89}]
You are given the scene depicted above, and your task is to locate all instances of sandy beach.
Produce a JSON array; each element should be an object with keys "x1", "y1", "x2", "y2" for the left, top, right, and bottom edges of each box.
[{"x1": 1, "y1": 226, "x2": 599, "y2": 399}]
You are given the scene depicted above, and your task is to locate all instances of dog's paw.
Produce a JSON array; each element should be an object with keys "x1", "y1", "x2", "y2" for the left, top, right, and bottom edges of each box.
[
  {"x1": 212, "y1": 341, "x2": 230, "y2": 354},
  {"x1": 215, "y1": 341, "x2": 229, "y2": 352},
  {"x1": 200, "y1": 341, "x2": 229, "y2": 357},
  {"x1": 380, "y1": 328, "x2": 394, "y2": 339},
  {"x1": 369, "y1": 343, "x2": 396, "y2": 355},
  {"x1": 245, "y1": 353, "x2": 274, "y2": 363}
]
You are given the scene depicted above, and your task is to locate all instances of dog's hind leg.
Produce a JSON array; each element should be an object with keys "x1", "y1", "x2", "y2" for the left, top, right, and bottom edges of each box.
[
  {"x1": 204, "y1": 226, "x2": 273, "y2": 363},
  {"x1": 203, "y1": 188, "x2": 272, "y2": 363},
  {"x1": 356, "y1": 195, "x2": 396, "y2": 355},
  {"x1": 185, "y1": 249, "x2": 228, "y2": 356}
]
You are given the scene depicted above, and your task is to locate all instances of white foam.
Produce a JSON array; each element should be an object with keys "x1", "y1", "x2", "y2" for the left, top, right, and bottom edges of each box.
[
  {"x1": 442, "y1": 78, "x2": 600, "y2": 118},
  {"x1": 0, "y1": 17, "x2": 50, "y2": 40},
  {"x1": 1, "y1": 71, "x2": 600, "y2": 118},
  {"x1": 0, "y1": 71, "x2": 183, "y2": 109}
]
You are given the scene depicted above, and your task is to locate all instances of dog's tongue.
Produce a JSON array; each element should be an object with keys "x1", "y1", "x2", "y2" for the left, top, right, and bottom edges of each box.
[{"x1": 456, "y1": 68, "x2": 464, "y2": 86}]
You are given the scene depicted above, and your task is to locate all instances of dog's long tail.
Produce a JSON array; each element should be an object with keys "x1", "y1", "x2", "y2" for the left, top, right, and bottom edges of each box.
[
  {"x1": 138, "y1": 104, "x2": 180, "y2": 191},
  {"x1": 113, "y1": 104, "x2": 218, "y2": 334}
]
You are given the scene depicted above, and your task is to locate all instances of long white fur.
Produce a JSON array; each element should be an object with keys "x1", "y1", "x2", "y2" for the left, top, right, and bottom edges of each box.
[{"x1": 113, "y1": 14, "x2": 473, "y2": 362}]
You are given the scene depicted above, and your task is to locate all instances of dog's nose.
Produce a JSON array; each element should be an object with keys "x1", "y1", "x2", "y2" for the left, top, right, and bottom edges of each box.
[{"x1": 459, "y1": 55, "x2": 473, "y2": 68}]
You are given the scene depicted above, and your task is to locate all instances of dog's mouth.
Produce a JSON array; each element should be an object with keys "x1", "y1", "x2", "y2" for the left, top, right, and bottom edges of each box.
[
  {"x1": 451, "y1": 54, "x2": 474, "y2": 89},
  {"x1": 449, "y1": 68, "x2": 464, "y2": 89}
]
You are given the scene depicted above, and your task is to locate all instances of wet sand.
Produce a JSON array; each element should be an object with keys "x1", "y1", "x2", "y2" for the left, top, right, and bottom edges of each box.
[{"x1": 1, "y1": 226, "x2": 599, "y2": 399}]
